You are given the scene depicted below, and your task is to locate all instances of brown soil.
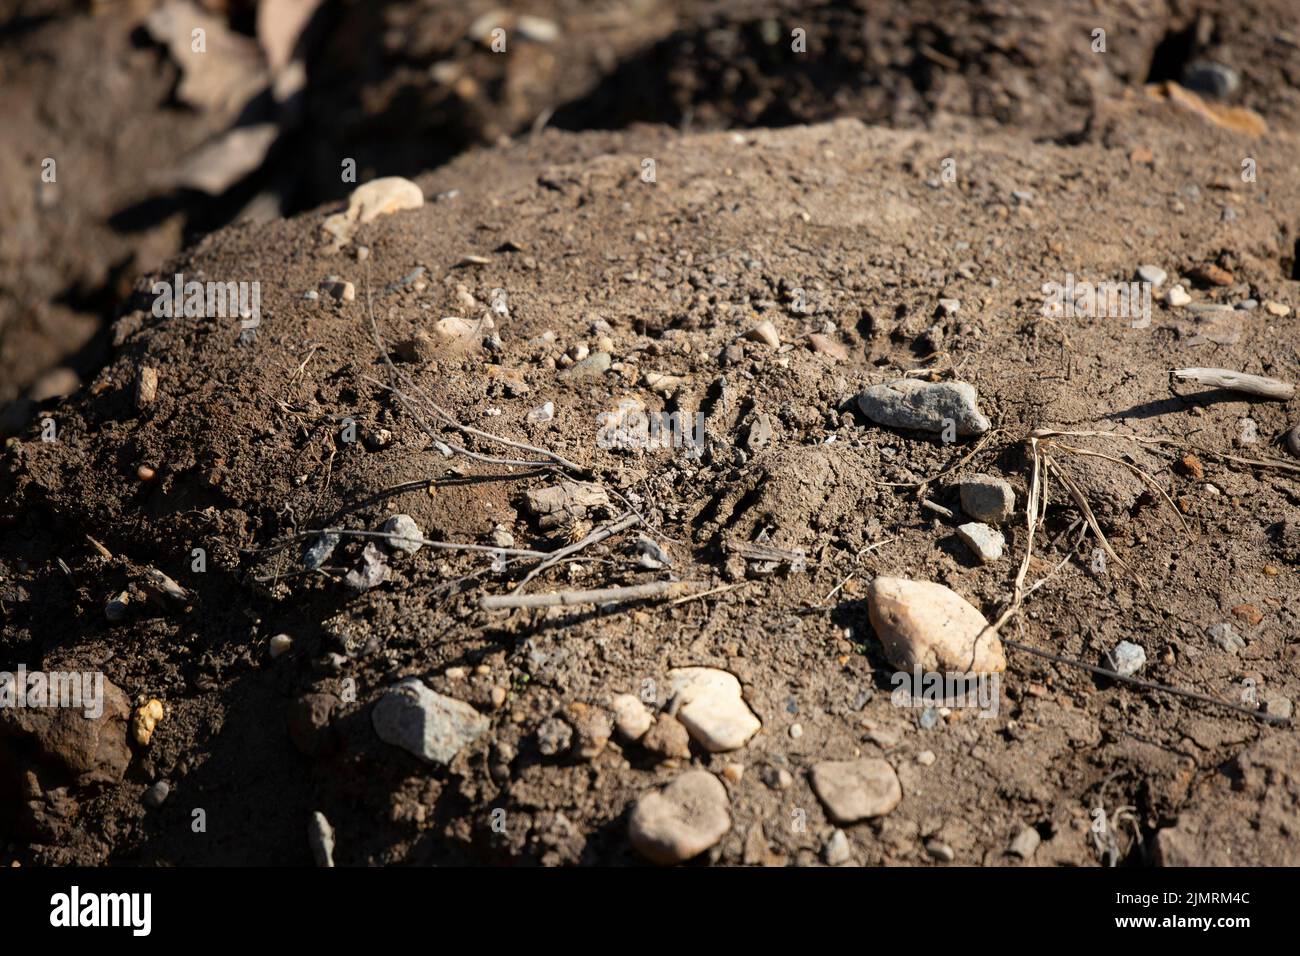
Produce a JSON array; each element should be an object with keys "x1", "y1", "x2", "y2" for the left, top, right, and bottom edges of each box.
[{"x1": 2, "y1": 0, "x2": 1299, "y2": 866}]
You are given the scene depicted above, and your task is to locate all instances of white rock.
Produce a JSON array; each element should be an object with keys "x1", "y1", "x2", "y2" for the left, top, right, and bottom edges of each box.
[
  {"x1": 666, "y1": 667, "x2": 762, "y2": 752},
  {"x1": 866, "y1": 577, "x2": 1006, "y2": 673},
  {"x1": 824, "y1": 829, "x2": 853, "y2": 865},
  {"x1": 1136, "y1": 264, "x2": 1167, "y2": 287},
  {"x1": 269, "y1": 633, "x2": 293, "y2": 658},
  {"x1": 1166, "y1": 284, "x2": 1192, "y2": 307},
  {"x1": 1009, "y1": 826, "x2": 1041, "y2": 860},
  {"x1": 1107, "y1": 641, "x2": 1146, "y2": 677},
  {"x1": 810, "y1": 758, "x2": 903, "y2": 823},
  {"x1": 381, "y1": 514, "x2": 423, "y2": 554},
  {"x1": 957, "y1": 522, "x2": 1005, "y2": 563},
  {"x1": 372, "y1": 678, "x2": 489, "y2": 765},
  {"x1": 611, "y1": 694, "x2": 653, "y2": 741},
  {"x1": 629, "y1": 770, "x2": 731, "y2": 865},
  {"x1": 345, "y1": 176, "x2": 424, "y2": 224},
  {"x1": 322, "y1": 176, "x2": 424, "y2": 243},
  {"x1": 527, "y1": 401, "x2": 555, "y2": 423},
  {"x1": 308, "y1": 811, "x2": 336, "y2": 867},
  {"x1": 435, "y1": 316, "x2": 485, "y2": 344}
]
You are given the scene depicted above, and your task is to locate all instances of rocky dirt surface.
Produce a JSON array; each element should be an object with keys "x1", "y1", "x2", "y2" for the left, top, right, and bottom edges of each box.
[{"x1": 2, "y1": 0, "x2": 1299, "y2": 867}]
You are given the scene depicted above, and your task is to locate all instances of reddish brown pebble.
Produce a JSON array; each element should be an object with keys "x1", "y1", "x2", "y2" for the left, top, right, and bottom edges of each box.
[
  {"x1": 1231, "y1": 604, "x2": 1263, "y2": 626},
  {"x1": 137, "y1": 465, "x2": 156, "y2": 481},
  {"x1": 1188, "y1": 263, "x2": 1233, "y2": 287},
  {"x1": 1177, "y1": 453, "x2": 1204, "y2": 480}
]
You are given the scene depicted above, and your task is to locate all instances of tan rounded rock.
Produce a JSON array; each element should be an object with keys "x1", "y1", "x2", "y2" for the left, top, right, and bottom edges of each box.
[
  {"x1": 866, "y1": 577, "x2": 1005, "y2": 674},
  {"x1": 629, "y1": 770, "x2": 731, "y2": 865},
  {"x1": 666, "y1": 667, "x2": 761, "y2": 752},
  {"x1": 810, "y1": 758, "x2": 902, "y2": 824}
]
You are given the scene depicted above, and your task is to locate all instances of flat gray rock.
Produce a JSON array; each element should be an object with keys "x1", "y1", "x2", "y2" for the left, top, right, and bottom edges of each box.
[
  {"x1": 372, "y1": 678, "x2": 490, "y2": 765},
  {"x1": 857, "y1": 379, "x2": 989, "y2": 436}
]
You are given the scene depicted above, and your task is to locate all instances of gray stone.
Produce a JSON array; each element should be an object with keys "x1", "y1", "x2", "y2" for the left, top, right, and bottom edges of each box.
[
  {"x1": 345, "y1": 543, "x2": 390, "y2": 592},
  {"x1": 960, "y1": 474, "x2": 1015, "y2": 523},
  {"x1": 857, "y1": 379, "x2": 989, "y2": 436},
  {"x1": 1182, "y1": 61, "x2": 1240, "y2": 100},
  {"x1": 956, "y1": 522, "x2": 1005, "y2": 563},
  {"x1": 143, "y1": 780, "x2": 171, "y2": 809},
  {"x1": 1208, "y1": 622, "x2": 1245, "y2": 653},
  {"x1": 810, "y1": 758, "x2": 902, "y2": 824},
  {"x1": 558, "y1": 351, "x2": 611, "y2": 380},
  {"x1": 381, "y1": 514, "x2": 423, "y2": 555},
  {"x1": 371, "y1": 678, "x2": 490, "y2": 765},
  {"x1": 925, "y1": 839, "x2": 955, "y2": 863},
  {"x1": 301, "y1": 532, "x2": 339, "y2": 570},
  {"x1": 1107, "y1": 640, "x2": 1146, "y2": 677},
  {"x1": 824, "y1": 829, "x2": 853, "y2": 865}
]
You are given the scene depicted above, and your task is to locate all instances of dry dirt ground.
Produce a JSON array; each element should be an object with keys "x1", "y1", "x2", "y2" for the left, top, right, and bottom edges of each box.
[{"x1": 2, "y1": 0, "x2": 1299, "y2": 866}]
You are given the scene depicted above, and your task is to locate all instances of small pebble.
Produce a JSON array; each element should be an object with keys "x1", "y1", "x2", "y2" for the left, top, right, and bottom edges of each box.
[
  {"x1": 925, "y1": 839, "x2": 956, "y2": 863},
  {"x1": 1009, "y1": 826, "x2": 1041, "y2": 859},
  {"x1": 611, "y1": 693, "x2": 653, "y2": 741},
  {"x1": 381, "y1": 514, "x2": 423, "y2": 555},
  {"x1": 142, "y1": 780, "x2": 171, "y2": 809},
  {"x1": 302, "y1": 532, "x2": 340, "y2": 570},
  {"x1": 824, "y1": 829, "x2": 852, "y2": 866},
  {"x1": 1166, "y1": 285, "x2": 1192, "y2": 307},
  {"x1": 957, "y1": 522, "x2": 1005, "y2": 563},
  {"x1": 135, "y1": 366, "x2": 159, "y2": 408},
  {"x1": 789, "y1": 723, "x2": 803, "y2": 739},
  {"x1": 1106, "y1": 641, "x2": 1146, "y2": 677},
  {"x1": 1263, "y1": 697, "x2": 1293, "y2": 720},
  {"x1": 1181, "y1": 61, "x2": 1240, "y2": 100},
  {"x1": 1263, "y1": 301, "x2": 1290, "y2": 317},
  {"x1": 527, "y1": 401, "x2": 555, "y2": 423},
  {"x1": 1208, "y1": 622, "x2": 1245, "y2": 654},
  {"x1": 916, "y1": 750, "x2": 936, "y2": 766},
  {"x1": 105, "y1": 592, "x2": 130, "y2": 623},
  {"x1": 742, "y1": 320, "x2": 781, "y2": 349},
  {"x1": 1136, "y1": 264, "x2": 1166, "y2": 287},
  {"x1": 269, "y1": 633, "x2": 293, "y2": 659},
  {"x1": 132, "y1": 699, "x2": 165, "y2": 746},
  {"x1": 308, "y1": 811, "x2": 336, "y2": 867},
  {"x1": 137, "y1": 465, "x2": 156, "y2": 482},
  {"x1": 321, "y1": 279, "x2": 356, "y2": 301},
  {"x1": 763, "y1": 766, "x2": 794, "y2": 790},
  {"x1": 960, "y1": 474, "x2": 1015, "y2": 523}
]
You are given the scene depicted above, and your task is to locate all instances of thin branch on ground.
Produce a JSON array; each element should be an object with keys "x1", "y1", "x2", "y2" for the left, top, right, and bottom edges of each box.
[{"x1": 481, "y1": 579, "x2": 691, "y2": 610}]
